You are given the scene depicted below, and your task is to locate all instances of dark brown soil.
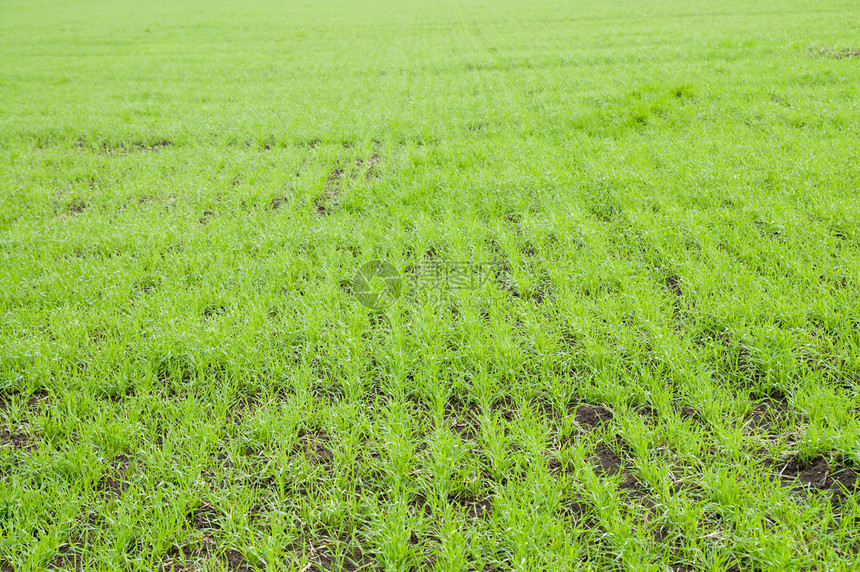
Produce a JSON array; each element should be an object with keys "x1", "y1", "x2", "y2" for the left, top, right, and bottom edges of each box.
[
  {"x1": 296, "y1": 431, "x2": 334, "y2": 465},
  {"x1": 159, "y1": 545, "x2": 206, "y2": 571},
  {"x1": 747, "y1": 402, "x2": 792, "y2": 433},
  {"x1": 410, "y1": 491, "x2": 433, "y2": 517},
  {"x1": 48, "y1": 552, "x2": 85, "y2": 571},
  {"x1": 678, "y1": 406, "x2": 704, "y2": 424},
  {"x1": 96, "y1": 455, "x2": 132, "y2": 497},
  {"x1": 829, "y1": 467, "x2": 860, "y2": 506},
  {"x1": 559, "y1": 499, "x2": 597, "y2": 525},
  {"x1": 161, "y1": 546, "x2": 249, "y2": 571},
  {"x1": 0, "y1": 389, "x2": 49, "y2": 414},
  {"x1": 190, "y1": 503, "x2": 221, "y2": 531},
  {"x1": 446, "y1": 395, "x2": 480, "y2": 440},
  {"x1": 811, "y1": 47, "x2": 860, "y2": 59},
  {"x1": 530, "y1": 396, "x2": 559, "y2": 421},
  {"x1": 67, "y1": 199, "x2": 87, "y2": 214},
  {"x1": 358, "y1": 153, "x2": 381, "y2": 180},
  {"x1": 593, "y1": 443, "x2": 641, "y2": 492},
  {"x1": 96, "y1": 474, "x2": 129, "y2": 497},
  {"x1": 492, "y1": 395, "x2": 516, "y2": 421},
  {"x1": 450, "y1": 492, "x2": 492, "y2": 519},
  {"x1": 779, "y1": 456, "x2": 830, "y2": 487},
  {"x1": 636, "y1": 405, "x2": 658, "y2": 425},
  {"x1": 0, "y1": 427, "x2": 36, "y2": 451},
  {"x1": 573, "y1": 403, "x2": 613, "y2": 428},
  {"x1": 316, "y1": 155, "x2": 379, "y2": 215},
  {"x1": 548, "y1": 455, "x2": 575, "y2": 477},
  {"x1": 224, "y1": 549, "x2": 252, "y2": 571},
  {"x1": 451, "y1": 420, "x2": 479, "y2": 441},
  {"x1": 307, "y1": 533, "x2": 373, "y2": 572},
  {"x1": 776, "y1": 455, "x2": 860, "y2": 505},
  {"x1": 664, "y1": 274, "x2": 683, "y2": 297},
  {"x1": 97, "y1": 139, "x2": 174, "y2": 154},
  {"x1": 751, "y1": 387, "x2": 787, "y2": 403},
  {"x1": 466, "y1": 498, "x2": 493, "y2": 519},
  {"x1": 315, "y1": 168, "x2": 344, "y2": 215},
  {"x1": 98, "y1": 384, "x2": 136, "y2": 402},
  {"x1": 270, "y1": 196, "x2": 287, "y2": 210},
  {"x1": 747, "y1": 388, "x2": 797, "y2": 434}
]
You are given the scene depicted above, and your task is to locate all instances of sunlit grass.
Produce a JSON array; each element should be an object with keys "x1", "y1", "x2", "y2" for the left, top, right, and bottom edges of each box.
[{"x1": 1, "y1": 0, "x2": 860, "y2": 570}]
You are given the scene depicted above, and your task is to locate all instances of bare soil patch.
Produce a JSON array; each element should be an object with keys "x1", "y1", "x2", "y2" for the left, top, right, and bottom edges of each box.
[
  {"x1": 189, "y1": 502, "x2": 222, "y2": 531},
  {"x1": 315, "y1": 168, "x2": 344, "y2": 215},
  {"x1": 224, "y1": 549, "x2": 252, "y2": 571},
  {"x1": 775, "y1": 455, "x2": 860, "y2": 506},
  {"x1": 270, "y1": 196, "x2": 288, "y2": 210},
  {"x1": 0, "y1": 427, "x2": 36, "y2": 451},
  {"x1": 295, "y1": 429, "x2": 335, "y2": 466},
  {"x1": 559, "y1": 498, "x2": 597, "y2": 526},
  {"x1": 636, "y1": 405, "x2": 659, "y2": 425},
  {"x1": 87, "y1": 139, "x2": 174, "y2": 155},
  {"x1": 593, "y1": 443, "x2": 642, "y2": 492},
  {"x1": 307, "y1": 532, "x2": 373, "y2": 572},
  {"x1": 664, "y1": 274, "x2": 683, "y2": 297},
  {"x1": 678, "y1": 405, "x2": 704, "y2": 424},
  {"x1": 572, "y1": 403, "x2": 613, "y2": 429},
  {"x1": 48, "y1": 552, "x2": 85, "y2": 571},
  {"x1": 158, "y1": 546, "x2": 252, "y2": 572},
  {"x1": 409, "y1": 491, "x2": 433, "y2": 517},
  {"x1": 747, "y1": 388, "x2": 799, "y2": 434},
  {"x1": 449, "y1": 492, "x2": 493, "y2": 519},
  {"x1": 445, "y1": 395, "x2": 480, "y2": 441},
  {"x1": 810, "y1": 46, "x2": 860, "y2": 60},
  {"x1": 357, "y1": 153, "x2": 381, "y2": 180}
]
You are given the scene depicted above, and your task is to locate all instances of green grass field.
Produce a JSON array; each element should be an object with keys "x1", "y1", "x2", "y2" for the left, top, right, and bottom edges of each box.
[{"x1": 2, "y1": 0, "x2": 860, "y2": 570}]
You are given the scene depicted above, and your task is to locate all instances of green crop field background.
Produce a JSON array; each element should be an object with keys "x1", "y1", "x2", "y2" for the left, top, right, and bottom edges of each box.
[{"x1": 1, "y1": 0, "x2": 860, "y2": 570}]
